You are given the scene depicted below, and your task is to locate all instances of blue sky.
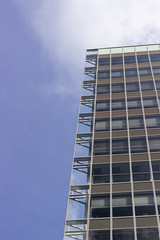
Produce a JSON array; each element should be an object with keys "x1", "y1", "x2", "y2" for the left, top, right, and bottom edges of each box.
[{"x1": 1, "y1": 0, "x2": 160, "y2": 239}]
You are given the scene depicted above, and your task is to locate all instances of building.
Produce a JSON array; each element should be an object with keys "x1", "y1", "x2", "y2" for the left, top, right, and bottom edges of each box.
[{"x1": 63, "y1": 44, "x2": 160, "y2": 240}]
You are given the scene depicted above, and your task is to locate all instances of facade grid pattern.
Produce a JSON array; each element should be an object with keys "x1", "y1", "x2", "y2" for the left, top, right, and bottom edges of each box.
[{"x1": 63, "y1": 44, "x2": 160, "y2": 240}]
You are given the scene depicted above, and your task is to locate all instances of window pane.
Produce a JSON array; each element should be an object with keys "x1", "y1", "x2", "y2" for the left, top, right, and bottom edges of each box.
[
  {"x1": 126, "y1": 82, "x2": 139, "y2": 92},
  {"x1": 97, "y1": 85, "x2": 110, "y2": 94},
  {"x1": 139, "y1": 67, "x2": 152, "y2": 76},
  {"x1": 111, "y1": 56, "x2": 123, "y2": 65},
  {"x1": 153, "y1": 66, "x2": 160, "y2": 75},
  {"x1": 146, "y1": 116, "x2": 160, "y2": 128},
  {"x1": 134, "y1": 194, "x2": 154, "y2": 206},
  {"x1": 112, "y1": 69, "x2": 123, "y2": 78},
  {"x1": 112, "y1": 139, "x2": 128, "y2": 154},
  {"x1": 141, "y1": 81, "x2": 154, "y2": 91},
  {"x1": 125, "y1": 68, "x2": 137, "y2": 77},
  {"x1": 95, "y1": 120, "x2": 109, "y2": 131},
  {"x1": 112, "y1": 83, "x2": 124, "y2": 93},
  {"x1": 150, "y1": 53, "x2": 160, "y2": 62},
  {"x1": 155, "y1": 80, "x2": 160, "y2": 90},
  {"x1": 112, "y1": 100, "x2": 125, "y2": 110},
  {"x1": 149, "y1": 137, "x2": 160, "y2": 151},
  {"x1": 113, "y1": 229, "x2": 134, "y2": 240},
  {"x1": 112, "y1": 195, "x2": 131, "y2": 207},
  {"x1": 137, "y1": 228, "x2": 159, "y2": 240},
  {"x1": 128, "y1": 99, "x2": 141, "y2": 109},
  {"x1": 94, "y1": 141, "x2": 110, "y2": 155},
  {"x1": 98, "y1": 70, "x2": 110, "y2": 79},
  {"x1": 99, "y1": 58, "x2": 110, "y2": 66},
  {"x1": 152, "y1": 160, "x2": 160, "y2": 172},
  {"x1": 129, "y1": 117, "x2": 144, "y2": 129},
  {"x1": 137, "y1": 54, "x2": 149, "y2": 63},
  {"x1": 131, "y1": 138, "x2": 147, "y2": 153},
  {"x1": 143, "y1": 97, "x2": 157, "y2": 108},
  {"x1": 96, "y1": 101, "x2": 109, "y2": 111},
  {"x1": 89, "y1": 230, "x2": 110, "y2": 240},
  {"x1": 124, "y1": 55, "x2": 136, "y2": 64},
  {"x1": 112, "y1": 119, "x2": 126, "y2": 130}
]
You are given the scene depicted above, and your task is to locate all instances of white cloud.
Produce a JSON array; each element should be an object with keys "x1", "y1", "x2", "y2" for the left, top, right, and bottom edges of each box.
[{"x1": 13, "y1": 0, "x2": 160, "y2": 96}]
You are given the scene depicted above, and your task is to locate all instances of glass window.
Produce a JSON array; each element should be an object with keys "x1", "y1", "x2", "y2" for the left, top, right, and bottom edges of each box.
[
  {"x1": 135, "y1": 193, "x2": 154, "y2": 206},
  {"x1": 97, "y1": 84, "x2": 110, "y2": 94},
  {"x1": 150, "y1": 53, "x2": 160, "y2": 62},
  {"x1": 111, "y1": 56, "x2": 123, "y2": 65},
  {"x1": 155, "y1": 80, "x2": 160, "y2": 90},
  {"x1": 112, "y1": 195, "x2": 131, "y2": 207},
  {"x1": 124, "y1": 55, "x2": 136, "y2": 64},
  {"x1": 112, "y1": 69, "x2": 123, "y2": 78},
  {"x1": 95, "y1": 120, "x2": 109, "y2": 131},
  {"x1": 112, "y1": 139, "x2": 128, "y2": 154},
  {"x1": 112, "y1": 162, "x2": 130, "y2": 182},
  {"x1": 126, "y1": 82, "x2": 139, "y2": 92},
  {"x1": 98, "y1": 70, "x2": 110, "y2": 79},
  {"x1": 112, "y1": 83, "x2": 124, "y2": 93},
  {"x1": 143, "y1": 97, "x2": 157, "y2": 108},
  {"x1": 94, "y1": 141, "x2": 110, "y2": 155},
  {"x1": 89, "y1": 230, "x2": 110, "y2": 240},
  {"x1": 112, "y1": 99, "x2": 125, "y2": 110},
  {"x1": 135, "y1": 193, "x2": 155, "y2": 216},
  {"x1": 92, "y1": 164, "x2": 110, "y2": 184},
  {"x1": 96, "y1": 101, "x2": 110, "y2": 111},
  {"x1": 125, "y1": 68, "x2": 137, "y2": 77},
  {"x1": 113, "y1": 229, "x2": 134, "y2": 240},
  {"x1": 137, "y1": 54, "x2": 149, "y2": 63},
  {"x1": 152, "y1": 161, "x2": 160, "y2": 180},
  {"x1": 139, "y1": 67, "x2": 152, "y2": 76},
  {"x1": 91, "y1": 196, "x2": 110, "y2": 218},
  {"x1": 153, "y1": 66, "x2": 160, "y2": 75},
  {"x1": 146, "y1": 115, "x2": 160, "y2": 128},
  {"x1": 131, "y1": 138, "x2": 147, "y2": 153},
  {"x1": 149, "y1": 137, "x2": 160, "y2": 152},
  {"x1": 132, "y1": 161, "x2": 150, "y2": 181},
  {"x1": 129, "y1": 116, "x2": 144, "y2": 129},
  {"x1": 99, "y1": 57, "x2": 110, "y2": 66},
  {"x1": 112, "y1": 194, "x2": 132, "y2": 217},
  {"x1": 127, "y1": 98, "x2": 141, "y2": 109},
  {"x1": 112, "y1": 118, "x2": 126, "y2": 131},
  {"x1": 141, "y1": 81, "x2": 154, "y2": 91},
  {"x1": 137, "y1": 228, "x2": 159, "y2": 240}
]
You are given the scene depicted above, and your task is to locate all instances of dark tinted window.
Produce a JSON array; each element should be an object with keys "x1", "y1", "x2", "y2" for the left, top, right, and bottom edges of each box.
[
  {"x1": 112, "y1": 83, "x2": 124, "y2": 93},
  {"x1": 112, "y1": 139, "x2": 128, "y2": 154},
  {"x1": 129, "y1": 116, "x2": 144, "y2": 129},
  {"x1": 125, "y1": 68, "x2": 137, "y2": 77},
  {"x1": 130, "y1": 137, "x2": 147, "y2": 153},
  {"x1": 141, "y1": 81, "x2": 154, "y2": 91},
  {"x1": 153, "y1": 66, "x2": 160, "y2": 75},
  {"x1": 94, "y1": 140, "x2": 110, "y2": 155},
  {"x1": 111, "y1": 56, "x2": 123, "y2": 65},
  {"x1": 99, "y1": 58, "x2": 110, "y2": 66},
  {"x1": 127, "y1": 98, "x2": 141, "y2": 109},
  {"x1": 143, "y1": 97, "x2": 158, "y2": 108},
  {"x1": 112, "y1": 69, "x2": 123, "y2": 78},
  {"x1": 126, "y1": 82, "x2": 139, "y2": 92},
  {"x1": 150, "y1": 53, "x2": 160, "y2": 62},
  {"x1": 124, "y1": 55, "x2": 136, "y2": 64},
  {"x1": 137, "y1": 54, "x2": 149, "y2": 63},
  {"x1": 112, "y1": 117, "x2": 126, "y2": 130},
  {"x1": 132, "y1": 161, "x2": 150, "y2": 181},
  {"x1": 97, "y1": 84, "x2": 110, "y2": 94},
  {"x1": 98, "y1": 70, "x2": 110, "y2": 79},
  {"x1": 113, "y1": 229, "x2": 134, "y2": 240},
  {"x1": 137, "y1": 228, "x2": 159, "y2": 240},
  {"x1": 139, "y1": 67, "x2": 152, "y2": 76},
  {"x1": 112, "y1": 99, "x2": 125, "y2": 110}
]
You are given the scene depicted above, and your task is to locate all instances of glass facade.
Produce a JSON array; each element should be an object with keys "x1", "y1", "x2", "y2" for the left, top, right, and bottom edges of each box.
[{"x1": 63, "y1": 44, "x2": 160, "y2": 240}]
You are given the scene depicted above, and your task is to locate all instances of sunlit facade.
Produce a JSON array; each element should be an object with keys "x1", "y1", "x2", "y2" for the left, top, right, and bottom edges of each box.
[{"x1": 63, "y1": 44, "x2": 160, "y2": 240}]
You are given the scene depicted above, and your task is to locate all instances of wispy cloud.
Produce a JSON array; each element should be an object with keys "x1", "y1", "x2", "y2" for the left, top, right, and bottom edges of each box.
[{"x1": 12, "y1": 0, "x2": 160, "y2": 97}]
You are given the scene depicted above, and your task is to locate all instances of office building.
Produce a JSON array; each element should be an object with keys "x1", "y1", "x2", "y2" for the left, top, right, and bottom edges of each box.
[{"x1": 63, "y1": 44, "x2": 160, "y2": 240}]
